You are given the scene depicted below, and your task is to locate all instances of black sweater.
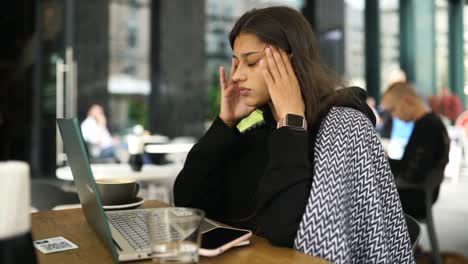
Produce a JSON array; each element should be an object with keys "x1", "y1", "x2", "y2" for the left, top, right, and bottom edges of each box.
[
  {"x1": 173, "y1": 108, "x2": 314, "y2": 247},
  {"x1": 174, "y1": 87, "x2": 375, "y2": 247},
  {"x1": 388, "y1": 112, "x2": 450, "y2": 183}
]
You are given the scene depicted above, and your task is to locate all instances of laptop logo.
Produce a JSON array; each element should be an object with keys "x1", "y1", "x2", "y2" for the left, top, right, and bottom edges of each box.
[{"x1": 86, "y1": 184, "x2": 94, "y2": 195}]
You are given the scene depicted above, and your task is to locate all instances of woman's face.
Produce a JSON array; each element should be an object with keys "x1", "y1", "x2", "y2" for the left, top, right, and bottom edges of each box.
[{"x1": 231, "y1": 33, "x2": 270, "y2": 107}]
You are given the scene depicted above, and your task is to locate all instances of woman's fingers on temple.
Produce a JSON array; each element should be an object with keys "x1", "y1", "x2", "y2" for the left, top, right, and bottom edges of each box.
[
  {"x1": 271, "y1": 47, "x2": 288, "y2": 79},
  {"x1": 281, "y1": 50, "x2": 295, "y2": 78},
  {"x1": 261, "y1": 60, "x2": 281, "y2": 110},
  {"x1": 219, "y1": 66, "x2": 227, "y2": 89},
  {"x1": 260, "y1": 60, "x2": 275, "y2": 90},
  {"x1": 265, "y1": 47, "x2": 280, "y2": 82}
]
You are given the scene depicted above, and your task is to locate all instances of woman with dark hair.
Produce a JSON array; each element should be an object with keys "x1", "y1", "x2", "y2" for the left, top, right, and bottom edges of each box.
[{"x1": 174, "y1": 6, "x2": 414, "y2": 263}]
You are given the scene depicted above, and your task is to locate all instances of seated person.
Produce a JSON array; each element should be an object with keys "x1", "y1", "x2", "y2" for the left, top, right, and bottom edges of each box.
[
  {"x1": 174, "y1": 6, "x2": 414, "y2": 263},
  {"x1": 381, "y1": 82, "x2": 450, "y2": 219},
  {"x1": 81, "y1": 104, "x2": 118, "y2": 160}
]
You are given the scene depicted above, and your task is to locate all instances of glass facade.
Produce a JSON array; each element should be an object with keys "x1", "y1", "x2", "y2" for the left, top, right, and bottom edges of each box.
[
  {"x1": 344, "y1": 0, "x2": 365, "y2": 88},
  {"x1": 108, "y1": 0, "x2": 151, "y2": 130},
  {"x1": 435, "y1": 0, "x2": 448, "y2": 94},
  {"x1": 465, "y1": 4, "x2": 468, "y2": 95},
  {"x1": 3, "y1": 1, "x2": 468, "y2": 260},
  {"x1": 1, "y1": 0, "x2": 467, "y2": 177},
  {"x1": 379, "y1": 0, "x2": 399, "y2": 92}
]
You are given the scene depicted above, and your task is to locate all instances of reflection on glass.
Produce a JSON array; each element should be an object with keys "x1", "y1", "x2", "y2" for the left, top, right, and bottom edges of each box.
[
  {"x1": 109, "y1": 0, "x2": 151, "y2": 131},
  {"x1": 380, "y1": 0, "x2": 400, "y2": 91}
]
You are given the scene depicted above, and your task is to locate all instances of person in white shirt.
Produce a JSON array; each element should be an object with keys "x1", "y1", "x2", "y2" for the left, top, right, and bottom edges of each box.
[{"x1": 81, "y1": 104, "x2": 116, "y2": 159}]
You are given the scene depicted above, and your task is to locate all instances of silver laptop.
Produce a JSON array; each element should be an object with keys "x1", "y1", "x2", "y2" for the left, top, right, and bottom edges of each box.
[{"x1": 57, "y1": 118, "x2": 217, "y2": 262}]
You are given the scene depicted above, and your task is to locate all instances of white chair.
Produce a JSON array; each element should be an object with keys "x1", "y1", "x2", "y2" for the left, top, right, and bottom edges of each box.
[
  {"x1": 404, "y1": 213, "x2": 421, "y2": 252},
  {"x1": 444, "y1": 126, "x2": 463, "y2": 182},
  {"x1": 454, "y1": 110, "x2": 468, "y2": 165},
  {"x1": 30, "y1": 180, "x2": 79, "y2": 211}
]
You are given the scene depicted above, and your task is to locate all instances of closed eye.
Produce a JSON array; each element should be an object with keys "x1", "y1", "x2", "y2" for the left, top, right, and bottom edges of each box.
[{"x1": 247, "y1": 61, "x2": 259, "y2": 67}]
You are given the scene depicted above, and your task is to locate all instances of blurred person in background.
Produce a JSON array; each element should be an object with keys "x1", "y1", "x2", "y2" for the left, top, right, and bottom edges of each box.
[
  {"x1": 174, "y1": 6, "x2": 414, "y2": 263},
  {"x1": 81, "y1": 104, "x2": 119, "y2": 161},
  {"x1": 379, "y1": 67, "x2": 408, "y2": 138},
  {"x1": 439, "y1": 86, "x2": 463, "y2": 124},
  {"x1": 381, "y1": 82, "x2": 450, "y2": 219},
  {"x1": 428, "y1": 95, "x2": 441, "y2": 113}
]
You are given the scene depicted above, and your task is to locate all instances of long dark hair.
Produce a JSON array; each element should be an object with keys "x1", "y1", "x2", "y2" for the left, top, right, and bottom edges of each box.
[{"x1": 229, "y1": 6, "x2": 352, "y2": 126}]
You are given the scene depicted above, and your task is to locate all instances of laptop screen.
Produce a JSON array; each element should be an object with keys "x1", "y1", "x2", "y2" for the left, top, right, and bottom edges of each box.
[
  {"x1": 57, "y1": 118, "x2": 119, "y2": 262},
  {"x1": 387, "y1": 118, "x2": 414, "y2": 160}
]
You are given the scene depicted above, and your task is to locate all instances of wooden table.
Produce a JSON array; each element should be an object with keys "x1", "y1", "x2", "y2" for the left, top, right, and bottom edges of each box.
[{"x1": 31, "y1": 201, "x2": 329, "y2": 264}]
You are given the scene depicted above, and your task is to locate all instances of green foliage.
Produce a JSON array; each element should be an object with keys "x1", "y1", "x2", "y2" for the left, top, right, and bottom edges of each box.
[
  {"x1": 207, "y1": 70, "x2": 221, "y2": 120},
  {"x1": 128, "y1": 100, "x2": 148, "y2": 128}
]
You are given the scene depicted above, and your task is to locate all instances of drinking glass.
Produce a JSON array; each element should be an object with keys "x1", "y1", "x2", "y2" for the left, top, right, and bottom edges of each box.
[{"x1": 147, "y1": 208, "x2": 204, "y2": 263}]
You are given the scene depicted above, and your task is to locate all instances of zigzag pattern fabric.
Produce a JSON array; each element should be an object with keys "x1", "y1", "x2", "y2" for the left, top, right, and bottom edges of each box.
[{"x1": 294, "y1": 107, "x2": 415, "y2": 264}]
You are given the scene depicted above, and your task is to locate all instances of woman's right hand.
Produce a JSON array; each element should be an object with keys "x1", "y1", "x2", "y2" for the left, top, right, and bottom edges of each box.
[{"x1": 218, "y1": 60, "x2": 255, "y2": 128}]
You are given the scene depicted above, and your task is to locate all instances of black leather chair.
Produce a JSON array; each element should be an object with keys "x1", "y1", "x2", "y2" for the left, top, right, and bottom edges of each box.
[
  {"x1": 396, "y1": 162, "x2": 446, "y2": 264},
  {"x1": 31, "y1": 180, "x2": 80, "y2": 211},
  {"x1": 404, "y1": 213, "x2": 421, "y2": 252}
]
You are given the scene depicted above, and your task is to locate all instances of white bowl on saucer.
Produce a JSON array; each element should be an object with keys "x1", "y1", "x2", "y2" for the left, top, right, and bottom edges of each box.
[{"x1": 102, "y1": 197, "x2": 144, "y2": 210}]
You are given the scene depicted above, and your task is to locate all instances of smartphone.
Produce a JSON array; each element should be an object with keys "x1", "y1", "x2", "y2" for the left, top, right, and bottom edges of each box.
[{"x1": 198, "y1": 227, "x2": 252, "y2": 257}]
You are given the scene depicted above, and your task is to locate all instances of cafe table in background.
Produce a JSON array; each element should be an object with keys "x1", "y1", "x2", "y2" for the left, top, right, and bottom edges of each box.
[
  {"x1": 56, "y1": 163, "x2": 182, "y2": 182},
  {"x1": 143, "y1": 134, "x2": 170, "y2": 144},
  {"x1": 56, "y1": 163, "x2": 183, "y2": 204}
]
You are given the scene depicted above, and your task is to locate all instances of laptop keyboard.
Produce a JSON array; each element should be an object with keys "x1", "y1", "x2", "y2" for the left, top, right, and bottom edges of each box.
[
  {"x1": 148, "y1": 213, "x2": 184, "y2": 242},
  {"x1": 106, "y1": 209, "x2": 185, "y2": 251},
  {"x1": 106, "y1": 210, "x2": 151, "y2": 250},
  {"x1": 106, "y1": 209, "x2": 219, "y2": 252}
]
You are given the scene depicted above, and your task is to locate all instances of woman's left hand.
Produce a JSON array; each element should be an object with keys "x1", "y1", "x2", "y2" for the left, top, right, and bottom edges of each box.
[{"x1": 261, "y1": 46, "x2": 305, "y2": 120}]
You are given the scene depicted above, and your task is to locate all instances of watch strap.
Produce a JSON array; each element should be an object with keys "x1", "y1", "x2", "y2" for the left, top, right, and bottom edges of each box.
[{"x1": 277, "y1": 114, "x2": 307, "y2": 131}]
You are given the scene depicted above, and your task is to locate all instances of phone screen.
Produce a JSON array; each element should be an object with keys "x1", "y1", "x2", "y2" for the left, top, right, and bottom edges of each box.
[{"x1": 201, "y1": 227, "x2": 250, "y2": 249}]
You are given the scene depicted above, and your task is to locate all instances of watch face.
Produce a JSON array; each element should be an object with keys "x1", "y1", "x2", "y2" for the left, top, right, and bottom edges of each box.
[{"x1": 286, "y1": 114, "x2": 304, "y2": 128}]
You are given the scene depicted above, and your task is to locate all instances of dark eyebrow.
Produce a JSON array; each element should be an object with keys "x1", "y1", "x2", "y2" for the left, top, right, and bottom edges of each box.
[{"x1": 232, "y1": 51, "x2": 262, "y2": 59}]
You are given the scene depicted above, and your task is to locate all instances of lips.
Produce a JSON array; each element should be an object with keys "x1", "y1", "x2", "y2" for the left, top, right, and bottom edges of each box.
[{"x1": 239, "y1": 87, "x2": 251, "y2": 96}]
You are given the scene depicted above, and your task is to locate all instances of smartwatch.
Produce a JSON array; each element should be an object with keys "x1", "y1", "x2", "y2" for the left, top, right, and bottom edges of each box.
[{"x1": 277, "y1": 114, "x2": 307, "y2": 131}]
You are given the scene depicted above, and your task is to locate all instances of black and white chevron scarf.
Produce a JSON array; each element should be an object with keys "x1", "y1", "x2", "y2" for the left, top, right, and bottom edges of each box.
[{"x1": 294, "y1": 107, "x2": 415, "y2": 264}]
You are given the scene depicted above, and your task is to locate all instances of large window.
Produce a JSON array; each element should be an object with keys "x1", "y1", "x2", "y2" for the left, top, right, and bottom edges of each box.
[
  {"x1": 344, "y1": 0, "x2": 365, "y2": 88},
  {"x1": 464, "y1": 3, "x2": 468, "y2": 95},
  {"x1": 435, "y1": 0, "x2": 449, "y2": 94},
  {"x1": 379, "y1": 0, "x2": 399, "y2": 92},
  {"x1": 109, "y1": 0, "x2": 151, "y2": 130}
]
